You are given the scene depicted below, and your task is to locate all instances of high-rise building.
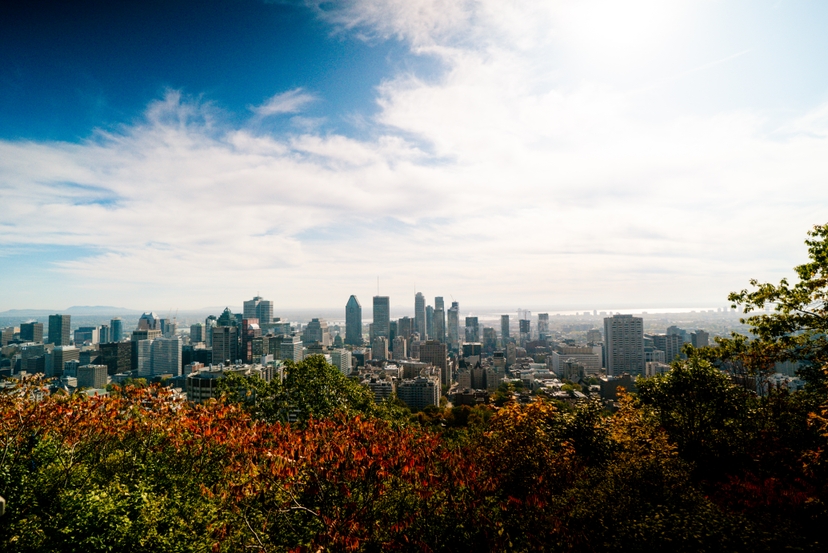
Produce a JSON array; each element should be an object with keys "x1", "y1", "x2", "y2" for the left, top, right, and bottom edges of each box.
[
  {"x1": 447, "y1": 302, "x2": 460, "y2": 351},
  {"x1": 151, "y1": 337, "x2": 182, "y2": 376},
  {"x1": 280, "y1": 334, "x2": 303, "y2": 363},
  {"x1": 397, "y1": 316, "x2": 413, "y2": 341},
  {"x1": 244, "y1": 296, "x2": 273, "y2": 324},
  {"x1": 434, "y1": 296, "x2": 446, "y2": 343},
  {"x1": 242, "y1": 319, "x2": 263, "y2": 363},
  {"x1": 426, "y1": 305, "x2": 434, "y2": 341},
  {"x1": 372, "y1": 296, "x2": 390, "y2": 341},
  {"x1": 190, "y1": 323, "x2": 205, "y2": 343},
  {"x1": 302, "y1": 318, "x2": 332, "y2": 347},
  {"x1": 651, "y1": 334, "x2": 683, "y2": 363},
  {"x1": 48, "y1": 314, "x2": 71, "y2": 346},
  {"x1": 500, "y1": 315, "x2": 510, "y2": 345},
  {"x1": 99, "y1": 324, "x2": 110, "y2": 344},
  {"x1": 137, "y1": 312, "x2": 160, "y2": 331},
  {"x1": 415, "y1": 292, "x2": 426, "y2": 339},
  {"x1": 212, "y1": 326, "x2": 240, "y2": 366},
  {"x1": 482, "y1": 327, "x2": 497, "y2": 353},
  {"x1": 604, "y1": 315, "x2": 645, "y2": 377},
  {"x1": 691, "y1": 330, "x2": 710, "y2": 348},
  {"x1": 420, "y1": 340, "x2": 449, "y2": 387},
  {"x1": 74, "y1": 327, "x2": 99, "y2": 345},
  {"x1": 20, "y1": 322, "x2": 43, "y2": 343},
  {"x1": 392, "y1": 336, "x2": 407, "y2": 360},
  {"x1": 397, "y1": 376, "x2": 440, "y2": 410},
  {"x1": 345, "y1": 295, "x2": 363, "y2": 346},
  {"x1": 331, "y1": 349, "x2": 352, "y2": 376},
  {"x1": 77, "y1": 365, "x2": 108, "y2": 389},
  {"x1": 110, "y1": 318, "x2": 124, "y2": 342},
  {"x1": 1, "y1": 327, "x2": 13, "y2": 346},
  {"x1": 433, "y1": 308, "x2": 445, "y2": 344},
  {"x1": 52, "y1": 345, "x2": 79, "y2": 377},
  {"x1": 99, "y1": 342, "x2": 131, "y2": 375},
  {"x1": 372, "y1": 336, "x2": 389, "y2": 360},
  {"x1": 204, "y1": 316, "x2": 217, "y2": 347},
  {"x1": 464, "y1": 316, "x2": 479, "y2": 343},
  {"x1": 538, "y1": 313, "x2": 550, "y2": 339}
]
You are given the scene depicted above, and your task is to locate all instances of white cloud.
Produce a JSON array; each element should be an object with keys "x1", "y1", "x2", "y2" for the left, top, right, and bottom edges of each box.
[
  {"x1": 252, "y1": 88, "x2": 317, "y2": 117},
  {"x1": 2, "y1": 0, "x2": 828, "y2": 311}
]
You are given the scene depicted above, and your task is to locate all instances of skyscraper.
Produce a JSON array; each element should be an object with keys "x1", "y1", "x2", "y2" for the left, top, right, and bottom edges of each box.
[
  {"x1": 447, "y1": 302, "x2": 460, "y2": 351},
  {"x1": 212, "y1": 326, "x2": 239, "y2": 366},
  {"x1": 20, "y1": 322, "x2": 43, "y2": 343},
  {"x1": 345, "y1": 295, "x2": 363, "y2": 345},
  {"x1": 464, "y1": 316, "x2": 479, "y2": 343},
  {"x1": 501, "y1": 315, "x2": 510, "y2": 345},
  {"x1": 415, "y1": 292, "x2": 426, "y2": 339},
  {"x1": 48, "y1": 314, "x2": 71, "y2": 346},
  {"x1": 426, "y1": 305, "x2": 434, "y2": 340},
  {"x1": 99, "y1": 324, "x2": 110, "y2": 344},
  {"x1": 434, "y1": 297, "x2": 446, "y2": 343},
  {"x1": 110, "y1": 318, "x2": 124, "y2": 342},
  {"x1": 244, "y1": 296, "x2": 274, "y2": 324},
  {"x1": 538, "y1": 313, "x2": 550, "y2": 339},
  {"x1": 604, "y1": 315, "x2": 645, "y2": 377},
  {"x1": 372, "y1": 296, "x2": 390, "y2": 341},
  {"x1": 151, "y1": 337, "x2": 182, "y2": 376},
  {"x1": 420, "y1": 340, "x2": 449, "y2": 387}
]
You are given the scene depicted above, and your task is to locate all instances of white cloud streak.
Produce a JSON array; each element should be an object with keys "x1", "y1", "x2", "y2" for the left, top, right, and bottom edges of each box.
[{"x1": 2, "y1": 0, "x2": 828, "y2": 311}]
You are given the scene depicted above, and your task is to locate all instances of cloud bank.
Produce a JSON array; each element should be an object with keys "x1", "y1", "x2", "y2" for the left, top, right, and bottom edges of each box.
[{"x1": 2, "y1": 0, "x2": 828, "y2": 311}]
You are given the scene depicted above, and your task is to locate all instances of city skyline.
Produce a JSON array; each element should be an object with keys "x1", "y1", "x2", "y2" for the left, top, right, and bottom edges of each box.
[{"x1": 3, "y1": 1, "x2": 828, "y2": 310}]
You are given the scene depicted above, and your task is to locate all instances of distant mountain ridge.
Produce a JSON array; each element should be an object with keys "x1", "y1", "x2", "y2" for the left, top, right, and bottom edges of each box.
[{"x1": 0, "y1": 306, "x2": 142, "y2": 317}]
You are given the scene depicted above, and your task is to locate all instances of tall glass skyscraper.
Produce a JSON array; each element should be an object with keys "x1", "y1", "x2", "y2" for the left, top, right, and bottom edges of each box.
[
  {"x1": 345, "y1": 295, "x2": 363, "y2": 345},
  {"x1": 372, "y1": 296, "x2": 390, "y2": 340}
]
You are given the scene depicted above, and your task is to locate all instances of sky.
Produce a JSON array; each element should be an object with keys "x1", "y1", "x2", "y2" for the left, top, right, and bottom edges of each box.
[{"x1": 2, "y1": 0, "x2": 828, "y2": 314}]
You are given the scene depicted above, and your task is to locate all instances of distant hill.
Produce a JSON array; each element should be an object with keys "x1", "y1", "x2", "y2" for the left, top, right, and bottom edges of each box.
[{"x1": 0, "y1": 306, "x2": 141, "y2": 317}]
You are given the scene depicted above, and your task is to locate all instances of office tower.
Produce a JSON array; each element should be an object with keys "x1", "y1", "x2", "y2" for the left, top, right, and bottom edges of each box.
[
  {"x1": 447, "y1": 302, "x2": 460, "y2": 351},
  {"x1": 134, "y1": 339, "x2": 153, "y2": 377},
  {"x1": 538, "y1": 313, "x2": 550, "y2": 339},
  {"x1": 435, "y1": 296, "x2": 445, "y2": 311},
  {"x1": 151, "y1": 337, "x2": 182, "y2": 376},
  {"x1": 20, "y1": 322, "x2": 44, "y2": 343},
  {"x1": 99, "y1": 342, "x2": 132, "y2": 375},
  {"x1": 666, "y1": 325, "x2": 690, "y2": 343},
  {"x1": 302, "y1": 318, "x2": 331, "y2": 347},
  {"x1": 74, "y1": 327, "x2": 99, "y2": 345},
  {"x1": 48, "y1": 314, "x2": 71, "y2": 346},
  {"x1": 392, "y1": 336, "x2": 407, "y2": 359},
  {"x1": 212, "y1": 326, "x2": 240, "y2": 366},
  {"x1": 190, "y1": 323, "x2": 205, "y2": 343},
  {"x1": 464, "y1": 316, "x2": 479, "y2": 343},
  {"x1": 244, "y1": 296, "x2": 273, "y2": 324},
  {"x1": 604, "y1": 315, "x2": 645, "y2": 377},
  {"x1": 99, "y1": 324, "x2": 110, "y2": 344},
  {"x1": 205, "y1": 315, "x2": 217, "y2": 347},
  {"x1": 217, "y1": 308, "x2": 239, "y2": 328},
  {"x1": 420, "y1": 340, "x2": 449, "y2": 387},
  {"x1": 426, "y1": 305, "x2": 434, "y2": 340},
  {"x1": 397, "y1": 317, "x2": 413, "y2": 341},
  {"x1": 345, "y1": 295, "x2": 363, "y2": 345},
  {"x1": 586, "y1": 328, "x2": 603, "y2": 344},
  {"x1": 651, "y1": 334, "x2": 683, "y2": 363},
  {"x1": 1, "y1": 327, "x2": 13, "y2": 346},
  {"x1": 372, "y1": 296, "x2": 390, "y2": 341},
  {"x1": 372, "y1": 336, "x2": 389, "y2": 360},
  {"x1": 77, "y1": 365, "x2": 108, "y2": 389},
  {"x1": 397, "y1": 376, "x2": 440, "y2": 410},
  {"x1": 433, "y1": 308, "x2": 445, "y2": 344},
  {"x1": 241, "y1": 319, "x2": 262, "y2": 363},
  {"x1": 110, "y1": 318, "x2": 124, "y2": 342},
  {"x1": 280, "y1": 334, "x2": 303, "y2": 362},
  {"x1": 519, "y1": 319, "x2": 531, "y2": 345},
  {"x1": 415, "y1": 292, "x2": 426, "y2": 339},
  {"x1": 331, "y1": 349, "x2": 352, "y2": 376},
  {"x1": 483, "y1": 327, "x2": 497, "y2": 352},
  {"x1": 138, "y1": 312, "x2": 160, "y2": 331},
  {"x1": 500, "y1": 315, "x2": 510, "y2": 346},
  {"x1": 52, "y1": 345, "x2": 79, "y2": 377},
  {"x1": 691, "y1": 330, "x2": 710, "y2": 348}
]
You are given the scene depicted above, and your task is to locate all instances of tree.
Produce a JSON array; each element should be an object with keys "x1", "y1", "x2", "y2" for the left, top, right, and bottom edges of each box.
[{"x1": 722, "y1": 223, "x2": 828, "y2": 386}]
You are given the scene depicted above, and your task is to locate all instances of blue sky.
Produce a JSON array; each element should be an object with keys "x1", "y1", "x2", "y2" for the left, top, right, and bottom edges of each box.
[{"x1": 2, "y1": 0, "x2": 828, "y2": 312}]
